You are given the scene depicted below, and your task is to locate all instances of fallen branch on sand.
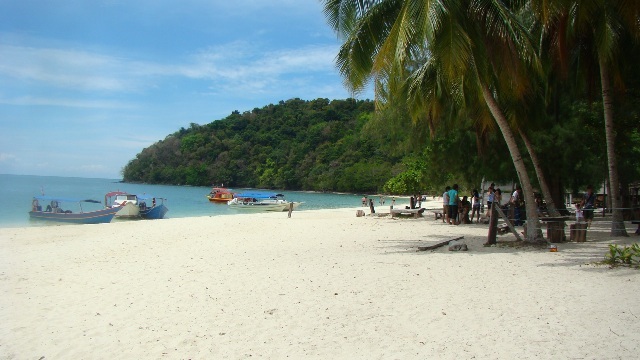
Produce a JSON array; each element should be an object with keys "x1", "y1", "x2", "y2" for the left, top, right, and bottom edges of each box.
[{"x1": 417, "y1": 236, "x2": 464, "y2": 251}]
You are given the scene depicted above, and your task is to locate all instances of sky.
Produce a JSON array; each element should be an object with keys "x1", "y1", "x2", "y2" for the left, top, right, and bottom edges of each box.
[{"x1": 0, "y1": 0, "x2": 373, "y2": 179}]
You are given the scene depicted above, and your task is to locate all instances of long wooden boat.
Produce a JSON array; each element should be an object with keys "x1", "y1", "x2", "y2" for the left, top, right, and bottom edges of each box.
[{"x1": 29, "y1": 195, "x2": 122, "y2": 224}]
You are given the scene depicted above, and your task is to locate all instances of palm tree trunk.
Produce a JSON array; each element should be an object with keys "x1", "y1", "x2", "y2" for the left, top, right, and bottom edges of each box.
[
  {"x1": 599, "y1": 57, "x2": 628, "y2": 236},
  {"x1": 519, "y1": 128, "x2": 561, "y2": 217},
  {"x1": 480, "y1": 83, "x2": 543, "y2": 242}
]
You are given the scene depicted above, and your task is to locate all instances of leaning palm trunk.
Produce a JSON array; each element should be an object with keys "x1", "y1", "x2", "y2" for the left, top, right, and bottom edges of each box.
[
  {"x1": 599, "y1": 57, "x2": 628, "y2": 237},
  {"x1": 481, "y1": 83, "x2": 543, "y2": 242},
  {"x1": 519, "y1": 128, "x2": 561, "y2": 217}
]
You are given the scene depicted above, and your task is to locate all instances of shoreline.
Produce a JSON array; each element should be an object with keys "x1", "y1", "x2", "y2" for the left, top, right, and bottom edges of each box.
[{"x1": 2, "y1": 205, "x2": 639, "y2": 358}]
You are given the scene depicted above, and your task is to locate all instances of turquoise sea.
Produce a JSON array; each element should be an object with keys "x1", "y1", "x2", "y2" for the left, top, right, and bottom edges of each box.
[{"x1": 0, "y1": 174, "x2": 365, "y2": 228}]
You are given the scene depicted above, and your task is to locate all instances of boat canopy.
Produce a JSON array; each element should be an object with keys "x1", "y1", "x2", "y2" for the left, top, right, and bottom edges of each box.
[
  {"x1": 105, "y1": 191, "x2": 129, "y2": 198},
  {"x1": 136, "y1": 194, "x2": 166, "y2": 201},
  {"x1": 211, "y1": 187, "x2": 233, "y2": 192},
  {"x1": 33, "y1": 195, "x2": 102, "y2": 203},
  {"x1": 235, "y1": 192, "x2": 282, "y2": 199}
]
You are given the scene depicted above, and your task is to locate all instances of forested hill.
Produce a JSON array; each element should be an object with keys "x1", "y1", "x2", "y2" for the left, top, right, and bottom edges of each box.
[{"x1": 122, "y1": 98, "x2": 405, "y2": 193}]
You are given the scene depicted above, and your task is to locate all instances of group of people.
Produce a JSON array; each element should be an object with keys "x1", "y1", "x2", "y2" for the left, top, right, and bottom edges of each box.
[
  {"x1": 485, "y1": 183, "x2": 524, "y2": 226},
  {"x1": 441, "y1": 185, "x2": 487, "y2": 225},
  {"x1": 442, "y1": 184, "x2": 474, "y2": 225},
  {"x1": 441, "y1": 183, "x2": 525, "y2": 226},
  {"x1": 440, "y1": 182, "x2": 598, "y2": 229}
]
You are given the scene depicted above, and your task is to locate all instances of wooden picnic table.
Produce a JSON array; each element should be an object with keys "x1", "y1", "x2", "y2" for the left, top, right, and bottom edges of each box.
[
  {"x1": 540, "y1": 217, "x2": 570, "y2": 243},
  {"x1": 390, "y1": 206, "x2": 424, "y2": 218}
]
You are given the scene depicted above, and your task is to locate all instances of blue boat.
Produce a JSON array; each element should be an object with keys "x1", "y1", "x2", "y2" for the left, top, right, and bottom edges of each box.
[
  {"x1": 137, "y1": 194, "x2": 169, "y2": 219},
  {"x1": 29, "y1": 195, "x2": 122, "y2": 224}
]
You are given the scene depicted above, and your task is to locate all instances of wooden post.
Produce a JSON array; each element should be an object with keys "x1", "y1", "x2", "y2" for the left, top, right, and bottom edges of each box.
[
  {"x1": 494, "y1": 205, "x2": 523, "y2": 241},
  {"x1": 487, "y1": 203, "x2": 498, "y2": 245}
]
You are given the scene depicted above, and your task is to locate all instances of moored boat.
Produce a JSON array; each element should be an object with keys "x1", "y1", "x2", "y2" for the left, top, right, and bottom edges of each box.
[
  {"x1": 227, "y1": 193, "x2": 302, "y2": 212},
  {"x1": 137, "y1": 194, "x2": 169, "y2": 219},
  {"x1": 29, "y1": 195, "x2": 122, "y2": 224},
  {"x1": 105, "y1": 191, "x2": 140, "y2": 218},
  {"x1": 206, "y1": 187, "x2": 235, "y2": 203}
]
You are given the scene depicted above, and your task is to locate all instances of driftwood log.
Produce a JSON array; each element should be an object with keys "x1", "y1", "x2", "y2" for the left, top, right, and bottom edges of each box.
[{"x1": 417, "y1": 236, "x2": 464, "y2": 251}]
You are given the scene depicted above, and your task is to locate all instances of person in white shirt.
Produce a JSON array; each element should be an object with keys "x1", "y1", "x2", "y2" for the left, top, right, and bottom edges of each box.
[{"x1": 442, "y1": 186, "x2": 450, "y2": 223}]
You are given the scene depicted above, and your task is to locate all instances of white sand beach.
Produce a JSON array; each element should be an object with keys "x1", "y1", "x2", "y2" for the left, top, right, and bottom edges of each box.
[{"x1": 1, "y1": 200, "x2": 639, "y2": 359}]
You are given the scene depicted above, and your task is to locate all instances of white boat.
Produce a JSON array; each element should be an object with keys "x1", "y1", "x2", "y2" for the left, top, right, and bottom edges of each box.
[
  {"x1": 105, "y1": 191, "x2": 169, "y2": 219},
  {"x1": 105, "y1": 191, "x2": 140, "y2": 218},
  {"x1": 227, "y1": 193, "x2": 302, "y2": 212}
]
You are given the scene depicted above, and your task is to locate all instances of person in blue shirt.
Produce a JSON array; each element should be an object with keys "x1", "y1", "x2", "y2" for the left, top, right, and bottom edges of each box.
[{"x1": 448, "y1": 184, "x2": 460, "y2": 225}]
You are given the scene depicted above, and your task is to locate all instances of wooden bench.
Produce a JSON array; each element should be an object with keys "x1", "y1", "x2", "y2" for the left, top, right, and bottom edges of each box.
[
  {"x1": 540, "y1": 217, "x2": 570, "y2": 243},
  {"x1": 569, "y1": 222, "x2": 588, "y2": 242},
  {"x1": 632, "y1": 220, "x2": 640, "y2": 235},
  {"x1": 390, "y1": 207, "x2": 424, "y2": 218}
]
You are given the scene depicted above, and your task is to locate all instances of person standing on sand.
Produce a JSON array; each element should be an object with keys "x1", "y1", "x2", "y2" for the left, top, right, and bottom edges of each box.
[
  {"x1": 448, "y1": 184, "x2": 460, "y2": 225},
  {"x1": 581, "y1": 185, "x2": 596, "y2": 228},
  {"x1": 510, "y1": 185, "x2": 523, "y2": 226},
  {"x1": 442, "y1": 186, "x2": 450, "y2": 223},
  {"x1": 471, "y1": 189, "x2": 481, "y2": 223},
  {"x1": 486, "y1": 186, "x2": 495, "y2": 214}
]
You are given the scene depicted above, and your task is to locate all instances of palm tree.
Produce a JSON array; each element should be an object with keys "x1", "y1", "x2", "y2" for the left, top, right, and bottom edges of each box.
[
  {"x1": 519, "y1": 128, "x2": 562, "y2": 217},
  {"x1": 323, "y1": 0, "x2": 545, "y2": 241},
  {"x1": 533, "y1": 0, "x2": 639, "y2": 236}
]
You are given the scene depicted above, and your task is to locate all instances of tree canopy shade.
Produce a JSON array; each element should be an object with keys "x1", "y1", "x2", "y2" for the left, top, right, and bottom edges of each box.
[
  {"x1": 322, "y1": 0, "x2": 640, "y2": 240},
  {"x1": 323, "y1": 0, "x2": 547, "y2": 241},
  {"x1": 531, "y1": 0, "x2": 640, "y2": 236}
]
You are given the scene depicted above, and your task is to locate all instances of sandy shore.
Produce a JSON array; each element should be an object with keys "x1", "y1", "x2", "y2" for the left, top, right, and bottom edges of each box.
[{"x1": 1, "y1": 200, "x2": 639, "y2": 359}]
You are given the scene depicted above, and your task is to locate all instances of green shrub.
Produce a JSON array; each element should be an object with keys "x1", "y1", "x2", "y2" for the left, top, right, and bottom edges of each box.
[{"x1": 604, "y1": 243, "x2": 640, "y2": 267}]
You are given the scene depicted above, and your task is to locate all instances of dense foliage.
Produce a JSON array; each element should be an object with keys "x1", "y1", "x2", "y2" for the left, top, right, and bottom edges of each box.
[
  {"x1": 122, "y1": 98, "x2": 401, "y2": 192},
  {"x1": 121, "y1": 94, "x2": 638, "y2": 196}
]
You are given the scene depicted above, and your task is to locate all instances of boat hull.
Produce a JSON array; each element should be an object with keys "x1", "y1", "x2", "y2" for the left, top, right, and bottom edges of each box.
[
  {"x1": 140, "y1": 204, "x2": 168, "y2": 219},
  {"x1": 228, "y1": 202, "x2": 302, "y2": 212},
  {"x1": 206, "y1": 187, "x2": 235, "y2": 203},
  {"x1": 207, "y1": 195, "x2": 234, "y2": 203},
  {"x1": 115, "y1": 202, "x2": 140, "y2": 218},
  {"x1": 29, "y1": 206, "x2": 120, "y2": 224}
]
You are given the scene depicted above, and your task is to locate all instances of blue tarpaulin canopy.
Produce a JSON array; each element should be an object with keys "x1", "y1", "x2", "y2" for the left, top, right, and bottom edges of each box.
[
  {"x1": 235, "y1": 193, "x2": 281, "y2": 199},
  {"x1": 136, "y1": 194, "x2": 166, "y2": 200},
  {"x1": 33, "y1": 195, "x2": 101, "y2": 204}
]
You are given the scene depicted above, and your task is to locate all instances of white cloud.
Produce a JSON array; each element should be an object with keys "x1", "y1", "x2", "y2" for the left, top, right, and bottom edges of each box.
[
  {"x1": 0, "y1": 44, "x2": 137, "y2": 91},
  {"x1": 0, "y1": 152, "x2": 17, "y2": 163},
  {"x1": 0, "y1": 95, "x2": 136, "y2": 109},
  {"x1": 0, "y1": 39, "x2": 341, "y2": 99}
]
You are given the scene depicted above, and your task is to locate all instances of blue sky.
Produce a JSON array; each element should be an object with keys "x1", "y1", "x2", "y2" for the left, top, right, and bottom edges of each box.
[{"x1": 0, "y1": 0, "x2": 372, "y2": 179}]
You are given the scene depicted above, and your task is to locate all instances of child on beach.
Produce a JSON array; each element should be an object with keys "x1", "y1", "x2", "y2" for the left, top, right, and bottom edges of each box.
[{"x1": 575, "y1": 203, "x2": 584, "y2": 223}]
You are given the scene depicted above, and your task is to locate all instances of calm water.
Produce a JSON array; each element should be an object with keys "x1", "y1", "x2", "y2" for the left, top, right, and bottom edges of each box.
[{"x1": 0, "y1": 174, "x2": 365, "y2": 228}]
